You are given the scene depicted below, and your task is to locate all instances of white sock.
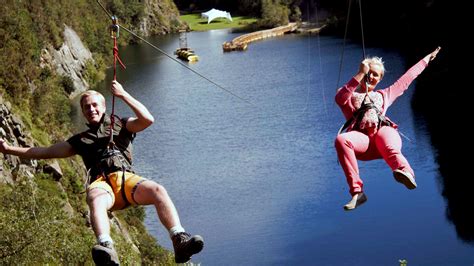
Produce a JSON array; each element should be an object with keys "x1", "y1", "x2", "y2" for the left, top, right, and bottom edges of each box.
[
  {"x1": 97, "y1": 234, "x2": 114, "y2": 244},
  {"x1": 169, "y1": 225, "x2": 185, "y2": 237}
]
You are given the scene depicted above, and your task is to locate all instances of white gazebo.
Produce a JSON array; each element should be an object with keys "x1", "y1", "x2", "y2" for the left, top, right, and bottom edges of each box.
[{"x1": 201, "y1": 8, "x2": 232, "y2": 24}]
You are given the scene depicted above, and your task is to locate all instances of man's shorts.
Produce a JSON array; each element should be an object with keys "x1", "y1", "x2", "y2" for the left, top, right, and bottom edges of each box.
[{"x1": 88, "y1": 171, "x2": 148, "y2": 211}]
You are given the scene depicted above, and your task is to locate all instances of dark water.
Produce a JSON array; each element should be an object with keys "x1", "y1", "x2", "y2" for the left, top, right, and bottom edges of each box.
[{"x1": 92, "y1": 30, "x2": 472, "y2": 265}]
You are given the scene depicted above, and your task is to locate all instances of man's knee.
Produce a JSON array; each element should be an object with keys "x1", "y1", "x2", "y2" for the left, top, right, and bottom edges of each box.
[
  {"x1": 87, "y1": 188, "x2": 112, "y2": 206},
  {"x1": 150, "y1": 183, "x2": 168, "y2": 197},
  {"x1": 132, "y1": 181, "x2": 171, "y2": 205},
  {"x1": 141, "y1": 182, "x2": 170, "y2": 202}
]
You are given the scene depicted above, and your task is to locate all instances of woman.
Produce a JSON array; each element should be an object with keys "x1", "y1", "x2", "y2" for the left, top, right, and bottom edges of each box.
[{"x1": 335, "y1": 47, "x2": 441, "y2": 210}]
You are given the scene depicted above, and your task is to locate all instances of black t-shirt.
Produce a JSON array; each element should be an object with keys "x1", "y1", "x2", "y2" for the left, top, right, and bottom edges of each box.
[{"x1": 67, "y1": 114, "x2": 135, "y2": 179}]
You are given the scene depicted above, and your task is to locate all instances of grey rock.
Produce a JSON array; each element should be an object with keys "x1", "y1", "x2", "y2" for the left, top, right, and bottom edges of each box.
[
  {"x1": 43, "y1": 160, "x2": 64, "y2": 181},
  {"x1": 48, "y1": 25, "x2": 94, "y2": 97}
]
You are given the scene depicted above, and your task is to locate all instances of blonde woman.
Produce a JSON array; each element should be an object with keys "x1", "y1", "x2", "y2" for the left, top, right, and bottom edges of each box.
[{"x1": 335, "y1": 47, "x2": 441, "y2": 210}]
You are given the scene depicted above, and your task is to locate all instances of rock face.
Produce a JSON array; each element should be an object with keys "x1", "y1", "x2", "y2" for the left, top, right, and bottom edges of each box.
[
  {"x1": 140, "y1": 0, "x2": 187, "y2": 35},
  {"x1": 0, "y1": 96, "x2": 67, "y2": 185},
  {"x1": 42, "y1": 25, "x2": 94, "y2": 98},
  {"x1": 0, "y1": 96, "x2": 37, "y2": 184}
]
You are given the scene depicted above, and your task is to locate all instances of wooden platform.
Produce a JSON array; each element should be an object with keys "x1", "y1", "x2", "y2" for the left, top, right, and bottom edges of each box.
[{"x1": 223, "y1": 23, "x2": 298, "y2": 52}]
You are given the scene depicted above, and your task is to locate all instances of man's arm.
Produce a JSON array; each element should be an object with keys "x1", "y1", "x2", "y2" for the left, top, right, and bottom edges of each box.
[
  {"x1": 0, "y1": 139, "x2": 76, "y2": 159},
  {"x1": 111, "y1": 80, "x2": 154, "y2": 133}
]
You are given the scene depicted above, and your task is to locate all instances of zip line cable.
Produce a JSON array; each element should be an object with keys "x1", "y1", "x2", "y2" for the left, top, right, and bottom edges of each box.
[
  {"x1": 96, "y1": 1, "x2": 251, "y2": 105},
  {"x1": 96, "y1": 1, "x2": 332, "y2": 123},
  {"x1": 96, "y1": 0, "x2": 256, "y2": 107}
]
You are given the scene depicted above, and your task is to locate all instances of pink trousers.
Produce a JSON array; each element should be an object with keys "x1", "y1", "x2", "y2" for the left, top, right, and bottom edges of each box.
[{"x1": 334, "y1": 126, "x2": 414, "y2": 195}]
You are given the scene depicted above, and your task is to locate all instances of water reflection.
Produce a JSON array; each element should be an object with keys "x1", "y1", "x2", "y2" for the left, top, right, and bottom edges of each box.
[
  {"x1": 412, "y1": 56, "x2": 473, "y2": 243},
  {"x1": 89, "y1": 31, "x2": 473, "y2": 264}
]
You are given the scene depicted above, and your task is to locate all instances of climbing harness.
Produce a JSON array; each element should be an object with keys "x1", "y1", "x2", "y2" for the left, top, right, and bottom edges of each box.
[{"x1": 337, "y1": 92, "x2": 395, "y2": 135}]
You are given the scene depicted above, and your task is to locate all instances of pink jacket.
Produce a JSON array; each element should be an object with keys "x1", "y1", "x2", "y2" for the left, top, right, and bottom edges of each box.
[{"x1": 335, "y1": 59, "x2": 428, "y2": 132}]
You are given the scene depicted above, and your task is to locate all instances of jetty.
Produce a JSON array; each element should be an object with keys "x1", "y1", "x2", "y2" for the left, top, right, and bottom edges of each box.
[
  {"x1": 295, "y1": 22, "x2": 327, "y2": 34},
  {"x1": 223, "y1": 22, "x2": 298, "y2": 52}
]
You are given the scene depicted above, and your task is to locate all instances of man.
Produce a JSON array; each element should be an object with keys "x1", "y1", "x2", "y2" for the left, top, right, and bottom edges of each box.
[{"x1": 0, "y1": 80, "x2": 204, "y2": 264}]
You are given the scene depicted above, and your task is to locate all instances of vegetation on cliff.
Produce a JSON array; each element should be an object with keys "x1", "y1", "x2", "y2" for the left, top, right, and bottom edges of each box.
[{"x1": 0, "y1": 0, "x2": 182, "y2": 263}]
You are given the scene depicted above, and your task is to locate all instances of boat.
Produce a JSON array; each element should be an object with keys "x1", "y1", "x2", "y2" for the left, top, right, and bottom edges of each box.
[
  {"x1": 174, "y1": 47, "x2": 199, "y2": 62},
  {"x1": 175, "y1": 30, "x2": 199, "y2": 62}
]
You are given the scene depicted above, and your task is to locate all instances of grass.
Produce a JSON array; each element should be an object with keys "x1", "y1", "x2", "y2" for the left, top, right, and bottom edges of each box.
[{"x1": 180, "y1": 13, "x2": 258, "y2": 31}]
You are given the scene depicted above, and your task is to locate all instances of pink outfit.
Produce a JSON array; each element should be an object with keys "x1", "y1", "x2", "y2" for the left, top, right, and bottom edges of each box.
[
  {"x1": 335, "y1": 59, "x2": 428, "y2": 195},
  {"x1": 351, "y1": 91, "x2": 383, "y2": 130}
]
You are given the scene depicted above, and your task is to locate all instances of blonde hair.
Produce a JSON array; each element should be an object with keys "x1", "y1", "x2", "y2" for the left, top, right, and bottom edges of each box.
[
  {"x1": 363, "y1": 56, "x2": 385, "y2": 78},
  {"x1": 79, "y1": 90, "x2": 105, "y2": 107}
]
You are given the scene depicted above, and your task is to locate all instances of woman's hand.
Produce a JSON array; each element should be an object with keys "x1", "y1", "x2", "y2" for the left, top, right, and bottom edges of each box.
[
  {"x1": 359, "y1": 60, "x2": 370, "y2": 75},
  {"x1": 423, "y1": 46, "x2": 441, "y2": 64}
]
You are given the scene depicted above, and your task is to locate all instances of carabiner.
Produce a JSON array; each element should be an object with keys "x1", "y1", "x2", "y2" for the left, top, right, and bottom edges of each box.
[{"x1": 110, "y1": 15, "x2": 120, "y2": 38}]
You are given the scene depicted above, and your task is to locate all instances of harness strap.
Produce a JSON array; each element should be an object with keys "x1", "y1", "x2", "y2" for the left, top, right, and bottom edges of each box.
[
  {"x1": 338, "y1": 94, "x2": 393, "y2": 135},
  {"x1": 120, "y1": 167, "x2": 131, "y2": 208}
]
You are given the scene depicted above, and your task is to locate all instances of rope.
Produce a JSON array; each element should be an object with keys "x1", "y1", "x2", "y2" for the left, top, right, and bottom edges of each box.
[
  {"x1": 109, "y1": 32, "x2": 126, "y2": 146},
  {"x1": 96, "y1": 0, "x2": 255, "y2": 107},
  {"x1": 336, "y1": 0, "x2": 353, "y2": 90},
  {"x1": 336, "y1": 0, "x2": 368, "y2": 91},
  {"x1": 358, "y1": 0, "x2": 366, "y2": 59},
  {"x1": 314, "y1": 2, "x2": 328, "y2": 117},
  {"x1": 294, "y1": 1, "x2": 313, "y2": 119},
  {"x1": 277, "y1": 2, "x2": 327, "y2": 122}
]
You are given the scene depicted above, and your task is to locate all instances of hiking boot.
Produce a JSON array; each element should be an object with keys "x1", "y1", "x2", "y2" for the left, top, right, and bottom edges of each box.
[
  {"x1": 172, "y1": 232, "x2": 204, "y2": 263},
  {"x1": 344, "y1": 192, "x2": 367, "y2": 211},
  {"x1": 91, "y1": 241, "x2": 120, "y2": 266},
  {"x1": 393, "y1": 169, "x2": 417, "y2": 190}
]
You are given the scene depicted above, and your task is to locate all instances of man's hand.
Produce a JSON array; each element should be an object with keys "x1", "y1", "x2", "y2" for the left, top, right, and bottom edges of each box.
[
  {"x1": 0, "y1": 139, "x2": 10, "y2": 154},
  {"x1": 111, "y1": 80, "x2": 129, "y2": 99}
]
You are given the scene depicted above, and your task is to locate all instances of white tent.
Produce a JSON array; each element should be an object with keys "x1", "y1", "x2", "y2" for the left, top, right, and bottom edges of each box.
[{"x1": 201, "y1": 8, "x2": 232, "y2": 24}]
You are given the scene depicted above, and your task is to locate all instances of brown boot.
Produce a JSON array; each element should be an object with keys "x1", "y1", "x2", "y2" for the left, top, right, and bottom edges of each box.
[
  {"x1": 91, "y1": 241, "x2": 120, "y2": 265},
  {"x1": 172, "y1": 232, "x2": 204, "y2": 263}
]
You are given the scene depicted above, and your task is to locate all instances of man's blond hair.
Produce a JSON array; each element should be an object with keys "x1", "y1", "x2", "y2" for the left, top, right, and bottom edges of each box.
[{"x1": 79, "y1": 90, "x2": 106, "y2": 108}]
